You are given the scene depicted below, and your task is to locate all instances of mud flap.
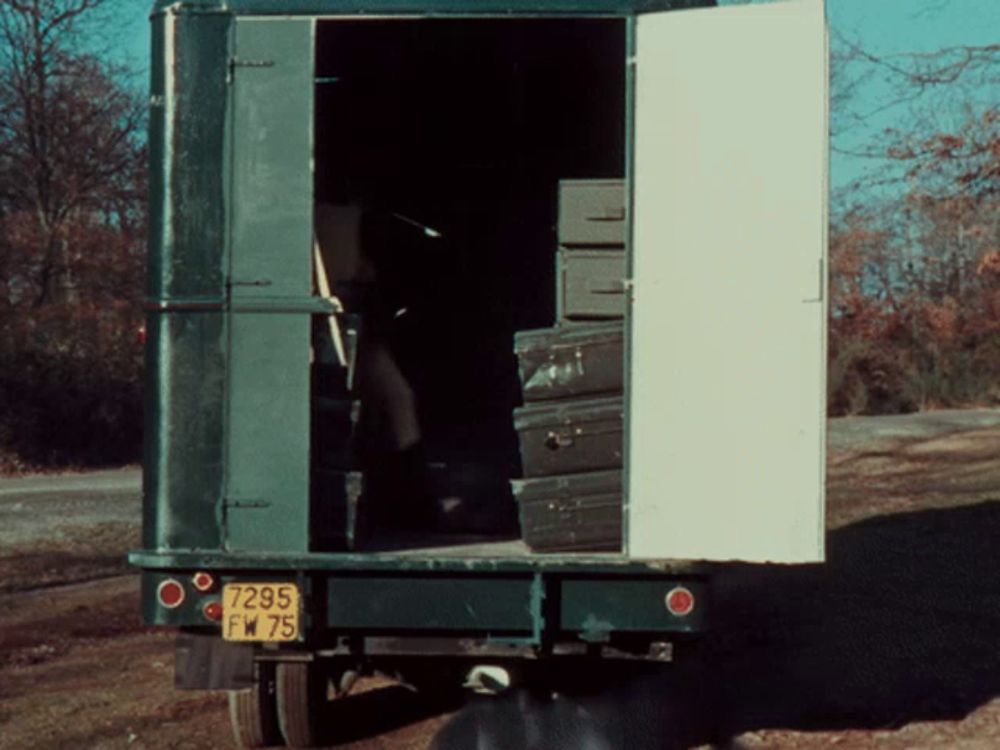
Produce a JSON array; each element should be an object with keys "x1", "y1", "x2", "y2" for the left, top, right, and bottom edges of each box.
[{"x1": 175, "y1": 629, "x2": 255, "y2": 690}]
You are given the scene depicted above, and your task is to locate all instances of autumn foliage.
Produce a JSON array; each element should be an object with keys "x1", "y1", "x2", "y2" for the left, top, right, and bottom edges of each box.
[
  {"x1": 0, "y1": 0, "x2": 145, "y2": 471},
  {"x1": 829, "y1": 107, "x2": 1000, "y2": 414}
]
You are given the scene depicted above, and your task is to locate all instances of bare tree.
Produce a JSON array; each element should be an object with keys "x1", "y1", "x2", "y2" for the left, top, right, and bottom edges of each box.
[
  {"x1": 0, "y1": 0, "x2": 146, "y2": 469},
  {"x1": 826, "y1": 3, "x2": 1000, "y2": 414},
  {"x1": 0, "y1": 0, "x2": 144, "y2": 308}
]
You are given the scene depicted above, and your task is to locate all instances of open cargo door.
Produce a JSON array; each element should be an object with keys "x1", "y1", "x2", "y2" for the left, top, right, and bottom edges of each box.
[
  {"x1": 627, "y1": 0, "x2": 827, "y2": 562},
  {"x1": 225, "y1": 18, "x2": 314, "y2": 552}
]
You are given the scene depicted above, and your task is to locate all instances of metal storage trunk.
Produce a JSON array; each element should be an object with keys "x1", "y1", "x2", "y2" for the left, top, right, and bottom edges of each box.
[
  {"x1": 558, "y1": 179, "x2": 626, "y2": 247},
  {"x1": 514, "y1": 322, "x2": 624, "y2": 402},
  {"x1": 513, "y1": 396, "x2": 623, "y2": 477},
  {"x1": 312, "y1": 470, "x2": 364, "y2": 551},
  {"x1": 556, "y1": 249, "x2": 627, "y2": 321},
  {"x1": 313, "y1": 398, "x2": 359, "y2": 469},
  {"x1": 512, "y1": 470, "x2": 622, "y2": 552}
]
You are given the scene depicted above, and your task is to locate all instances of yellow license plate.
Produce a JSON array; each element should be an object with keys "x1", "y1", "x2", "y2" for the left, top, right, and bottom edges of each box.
[{"x1": 222, "y1": 583, "x2": 300, "y2": 642}]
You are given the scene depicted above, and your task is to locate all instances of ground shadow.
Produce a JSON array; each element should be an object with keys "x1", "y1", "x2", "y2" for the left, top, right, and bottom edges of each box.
[
  {"x1": 320, "y1": 684, "x2": 461, "y2": 746},
  {"x1": 428, "y1": 666, "x2": 716, "y2": 750},
  {"x1": 710, "y1": 499, "x2": 1000, "y2": 736},
  {"x1": 423, "y1": 500, "x2": 1000, "y2": 748}
]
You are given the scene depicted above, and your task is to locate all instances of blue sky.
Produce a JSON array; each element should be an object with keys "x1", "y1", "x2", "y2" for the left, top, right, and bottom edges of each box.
[
  {"x1": 821, "y1": 0, "x2": 999, "y2": 192},
  {"x1": 116, "y1": 0, "x2": 999, "y2": 191}
]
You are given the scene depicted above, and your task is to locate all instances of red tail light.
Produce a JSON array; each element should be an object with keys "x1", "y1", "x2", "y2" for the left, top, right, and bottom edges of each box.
[
  {"x1": 665, "y1": 587, "x2": 695, "y2": 617},
  {"x1": 192, "y1": 571, "x2": 216, "y2": 592},
  {"x1": 202, "y1": 600, "x2": 223, "y2": 622},
  {"x1": 157, "y1": 579, "x2": 185, "y2": 609}
]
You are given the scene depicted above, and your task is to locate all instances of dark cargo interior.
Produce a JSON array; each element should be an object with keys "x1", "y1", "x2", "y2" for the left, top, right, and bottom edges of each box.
[{"x1": 312, "y1": 19, "x2": 626, "y2": 548}]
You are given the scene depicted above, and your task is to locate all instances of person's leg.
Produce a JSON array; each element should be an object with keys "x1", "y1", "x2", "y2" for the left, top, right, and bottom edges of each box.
[
  {"x1": 359, "y1": 343, "x2": 432, "y2": 528},
  {"x1": 363, "y1": 344, "x2": 421, "y2": 452}
]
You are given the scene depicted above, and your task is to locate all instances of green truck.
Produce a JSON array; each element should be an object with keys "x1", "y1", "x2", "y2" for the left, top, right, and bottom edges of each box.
[{"x1": 130, "y1": 0, "x2": 828, "y2": 746}]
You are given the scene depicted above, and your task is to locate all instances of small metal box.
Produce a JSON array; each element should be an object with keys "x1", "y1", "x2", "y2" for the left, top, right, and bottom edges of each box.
[
  {"x1": 558, "y1": 179, "x2": 627, "y2": 247},
  {"x1": 556, "y1": 249, "x2": 627, "y2": 321}
]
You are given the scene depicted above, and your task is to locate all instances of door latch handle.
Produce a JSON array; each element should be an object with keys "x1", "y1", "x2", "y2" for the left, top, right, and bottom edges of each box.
[{"x1": 802, "y1": 258, "x2": 824, "y2": 304}]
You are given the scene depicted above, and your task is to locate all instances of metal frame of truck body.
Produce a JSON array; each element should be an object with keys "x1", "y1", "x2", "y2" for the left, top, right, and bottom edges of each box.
[
  {"x1": 132, "y1": 2, "x2": 828, "y2": 696},
  {"x1": 132, "y1": 0, "x2": 718, "y2": 662}
]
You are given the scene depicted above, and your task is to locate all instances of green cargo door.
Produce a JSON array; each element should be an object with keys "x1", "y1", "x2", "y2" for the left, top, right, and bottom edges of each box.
[{"x1": 225, "y1": 18, "x2": 315, "y2": 552}]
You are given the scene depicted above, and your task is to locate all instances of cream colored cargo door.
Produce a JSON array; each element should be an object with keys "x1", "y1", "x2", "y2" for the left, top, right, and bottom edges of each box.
[{"x1": 628, "y1": 0, "x2": 827, "y2": 562}]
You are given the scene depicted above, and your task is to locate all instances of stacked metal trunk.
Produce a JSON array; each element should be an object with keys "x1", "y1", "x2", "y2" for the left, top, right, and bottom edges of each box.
[
  {"x1": 511, "y1": 180, "x2": 626, "y2": 552},
  {"x1": 311, "y1": 315, "x2": 364, "y2": 551},
  {"x1": 312, "y1": 396, "x2": 364, "y2": 552}
]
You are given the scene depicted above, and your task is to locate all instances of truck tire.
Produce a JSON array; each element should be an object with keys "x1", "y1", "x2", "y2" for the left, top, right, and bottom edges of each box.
[
  {"x1": 228, "y1": 661, "x2": 281, "y2": 748},
  {"x1": 276, "y1": 661, "x2": 323, "y2": 748}
]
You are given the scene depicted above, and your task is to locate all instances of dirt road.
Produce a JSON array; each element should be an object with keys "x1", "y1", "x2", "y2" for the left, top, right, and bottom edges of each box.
[{"x1": 2, "y1": 410, "x2": 1000, "y2": 749}]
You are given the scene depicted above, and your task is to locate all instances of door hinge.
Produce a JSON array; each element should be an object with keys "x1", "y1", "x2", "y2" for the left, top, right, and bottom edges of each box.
[
  {"x1": 228, "y1": 57, "x2": 276, "y2": 83},
  {"x1": 225, "y1": 498, "x2": 271, "y2": 510},
  {"x1": 230, "y1": 57, "x2": 276, "y2": 69}
]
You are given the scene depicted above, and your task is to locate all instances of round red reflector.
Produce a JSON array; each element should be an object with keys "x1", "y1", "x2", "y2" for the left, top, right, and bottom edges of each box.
[
  {"x1": 203, "y1": 600, "x2": 223, "y2": 622},
  {"x1": 157, "y1": 579, "x2": 185, "y2": 609},
  {"x1": 665, "y1": 587, "x2": 695, "y2": 617},
  {"x1": 192, "y1": 571, "x2": 215, "y2": 592}
]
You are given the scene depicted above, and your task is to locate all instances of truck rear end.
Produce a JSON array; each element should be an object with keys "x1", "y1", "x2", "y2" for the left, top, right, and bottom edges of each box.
[{"x1": 131, "y1": 0, "x2": 828, "y2": 746}]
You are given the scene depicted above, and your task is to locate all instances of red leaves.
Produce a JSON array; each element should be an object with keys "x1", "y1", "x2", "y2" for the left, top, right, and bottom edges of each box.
[
  {"x1": 978, "y1": 252, "x2": 1000, "y2": 280},
  {"x1": 0, "y1": 2, "x2": 146, "y2": 469},
  {"x1": 828, "y1": 186, "x2": 1000, "y2": 415},
  {"x1": 885, "y1": 108, "x2": 999, "y2": 196}
]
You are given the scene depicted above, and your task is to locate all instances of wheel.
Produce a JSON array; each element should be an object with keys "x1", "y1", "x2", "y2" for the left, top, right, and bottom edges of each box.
[
  {"x1": 228, "y1": 661, "x2": 282, "y2": 748},
  {"x1": 276, "y1": 661, "x2": 325, "y2": 748}
]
